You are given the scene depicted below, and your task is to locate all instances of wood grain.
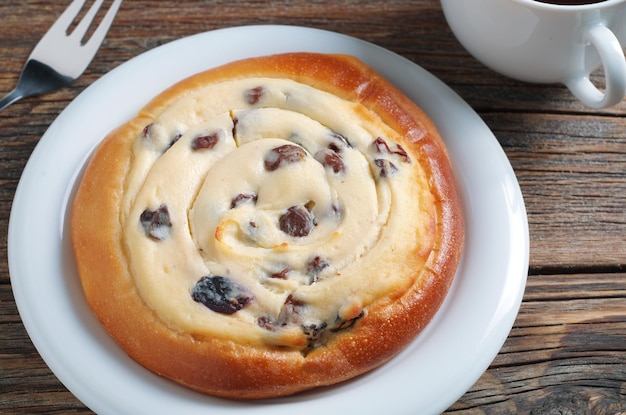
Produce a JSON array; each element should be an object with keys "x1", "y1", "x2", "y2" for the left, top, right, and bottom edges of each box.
[
  {"x1": 448, "y1": 273, "x2": 626, "y2": 414},
  {"x1": 483, "y1": 112, "x2": 626, "y2": 270},
  {"x1": 1, "y1": 0, "x2": 626, "y2": 413}
]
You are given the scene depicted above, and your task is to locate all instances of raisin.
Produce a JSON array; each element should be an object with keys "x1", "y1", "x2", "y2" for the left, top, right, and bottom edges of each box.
[
  {"x1": 230, "y1": 192, "x2": 258, "y2": 209},
  {"x1": 304, "y1": 311, "x2": 365, "y2": 349},
  {"x1": 139, "y1": 204, "x2": 172, "y2": 240},
  {"x1": 269, "y1": 267, "x2": 291, "y2": 279},
  {"x1": 232, "y1": 117, "x2": 239, "y2": 139},
  {"x1": 142, "y1": 123, "x2": 154, "y2": 138},
  {"x1": 303, "y1": 322, "x2": 328, "y2": 347},
  {"x1": 373, "y1": 137, "x2": 410, "y2": 163},
  {"x1": 375, "y1": 158, "x2": 398, "y2": 177},
  {"x1": 373, "y1": 137, "x2": 391, "y2": 153},
  {"x1": 264, "y1": 144, "x2": 307, "y2": 171},
  {"x1": 394, "y1": 144, "x2": 409, "y2": 162},
  {"x1": 331, "y1": 310, "x2": 365, "y2": 332},
  {"x1": 329, "y1": 132, "x2": 352, "y2": 151},
  {"x1": 315, "y1": 148, "x2": 345, "y2": 174},
  {"x1": 257, "y1": 316, "x2": 275, "y2": 331},
  {"x1": 191, "y1": 132, "x2": 219, "y2": 150},
  {"x1": 284, "y1": 294, "x2": 304, "y2": 308},
  {"x1": 306, "y1": 255, "x2": 329, "y2": 283},
  {"x1": 245, "y1": 86, "x2": 264, "y2": 105},
  {"x1": 191, "y1": 275, "x2": 253, "y2": 314},
  {"x1": 277, "y1": 294, "x2": 305, "y2": 326},
  {"x1": 279, "y1": 205, "x2": 315, "y2": 237}
]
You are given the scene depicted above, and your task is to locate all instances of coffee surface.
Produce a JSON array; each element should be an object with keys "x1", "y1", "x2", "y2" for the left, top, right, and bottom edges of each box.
[{"x1": 535, "y1": 0, "x2": 607, "y2": 4}]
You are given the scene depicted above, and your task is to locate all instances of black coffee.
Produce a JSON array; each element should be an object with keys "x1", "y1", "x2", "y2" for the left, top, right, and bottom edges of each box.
[{"x1": 536, "y1": 0, "x2": 607, "y2": 4}]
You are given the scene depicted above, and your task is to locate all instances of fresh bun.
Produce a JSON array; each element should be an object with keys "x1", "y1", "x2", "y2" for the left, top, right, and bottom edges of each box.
[{"x1": 71, "y1": 52, "x2": 464, "y2": 399}]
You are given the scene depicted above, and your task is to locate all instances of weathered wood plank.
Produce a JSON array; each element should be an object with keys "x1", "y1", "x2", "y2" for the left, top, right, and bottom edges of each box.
[
  {"x1": 448, "y1": 273, "x2": 626, "y2": 414},
  {"x1": 484, "y1": 113, "x2": 626, "y2": 270}
]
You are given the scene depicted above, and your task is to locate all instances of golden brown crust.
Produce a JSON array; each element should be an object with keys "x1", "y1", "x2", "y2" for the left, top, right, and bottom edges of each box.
[{"x1": 71, "y1": 52, "x2": 464, "y2": 399}]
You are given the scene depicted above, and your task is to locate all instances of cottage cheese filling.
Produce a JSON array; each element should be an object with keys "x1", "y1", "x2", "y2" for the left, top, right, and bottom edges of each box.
[{"x1": 121, "y1": 77, "x2": 435, "y2": 348}]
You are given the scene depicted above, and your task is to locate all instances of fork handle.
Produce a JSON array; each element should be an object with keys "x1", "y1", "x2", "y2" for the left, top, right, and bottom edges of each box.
[{"x1": 0, "y1": 89, "x2": 24, "y2": 113}]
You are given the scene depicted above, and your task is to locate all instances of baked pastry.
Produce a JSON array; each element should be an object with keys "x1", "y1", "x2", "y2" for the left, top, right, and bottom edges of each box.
[{"x1": 71, "y1": 52, "x2": 464, "y2": 399}]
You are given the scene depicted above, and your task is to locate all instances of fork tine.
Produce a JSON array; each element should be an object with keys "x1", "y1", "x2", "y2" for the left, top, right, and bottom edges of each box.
[
  {"x1": 46, "y1": 0, "x2": 88, "y2": 35},
  {"x1": 71, "y1": 0, "x2": 106, "y2": 42},
  {"x1": 84, "y1": 0, "x2": 123, "y2": 51}
]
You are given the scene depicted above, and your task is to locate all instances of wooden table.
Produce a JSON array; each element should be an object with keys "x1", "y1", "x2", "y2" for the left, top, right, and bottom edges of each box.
[{"x1": 1, "y1": 1, "x2": 625, "y2": 413}]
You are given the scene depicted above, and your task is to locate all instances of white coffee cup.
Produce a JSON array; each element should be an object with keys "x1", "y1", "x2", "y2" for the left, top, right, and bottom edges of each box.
[{"x1": 440, "y1": 0, "x2": 626, "y2": 108}]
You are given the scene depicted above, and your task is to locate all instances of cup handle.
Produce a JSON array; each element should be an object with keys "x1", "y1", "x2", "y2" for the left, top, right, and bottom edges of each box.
[{"x1": 565, "y1": 24, "x2": 626, "y2": 109}]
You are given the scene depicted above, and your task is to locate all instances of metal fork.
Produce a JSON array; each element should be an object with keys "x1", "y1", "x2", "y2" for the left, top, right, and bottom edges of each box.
[{"x1": 0, "y1": 0, "x2": 123, "y2": 112}]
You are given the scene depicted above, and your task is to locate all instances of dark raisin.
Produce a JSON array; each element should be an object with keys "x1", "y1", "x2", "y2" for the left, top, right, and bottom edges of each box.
[
  {"x1": 373, "y1": 137, "x2": 391, "y2": 153},
  {"x1": 277, "y1": 294, "x2": 305, "y2": 325},
  {"x1": 374, "y1": 158, "x2": 398, "y2": 177},
  {"x1": 303, "y1": 322, "x2": 328, "y2": 347},
  {"x1": 284, "y1": 294, "x2": 304, "y2": 308},
  {"x1": 328, "y1": 142, "x2": 341, "y2": 153},
  {"x1": 191, "y1": 275, "x2": 253, "y2": 314},
  {"x1": 139, "y1": 204, "x2": 172, "y2": 240},
  {"x1": 264, "y1": 144, "x2": 307, "y2": 171},
  {"x1": 315, "y1": 148, "x2": 345, "y2": 174},
  {"x1": 230, "y1": 192, "x2": 258, "y2": 209},
  {"x1": 306, "y1": 255, "x2": 329, "y2": 282},
  {"x1": 269, "y1": 267, "x2": 290, "y2": 279},
  {"x1": 279, "y1": 206, "x2": 315, "y2": 237},
  {"x1": 245, "y1": 86, "x2": 264, "y2": 105},
  {"x1": 329, "y1": 132, "x2": 352, "y2": 150},
  {"x1": 142, "y1": 123, "x2": 154, "y2": 138},
  {"x1": 191, "y1": 132, "x2": 219, "y2": 150},
  {"x1": 393, "y1": 144, "x2": 409, "y2": 162},
  {"x1": 331, "y1": 310, "x2": 365, "y2": 332},
  {"x1": 257, "y1": 316, "x2": 275, "y2": 331},
  {"x1": 373, "y1": 137, "x2": 410, "y2": 163},
  {"x1": 231, "y1": 116, "x2": 239, "y2": 139}
]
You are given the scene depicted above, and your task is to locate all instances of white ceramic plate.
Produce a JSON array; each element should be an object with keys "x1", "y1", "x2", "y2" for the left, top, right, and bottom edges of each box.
[{"x1": 8, "y1": 25, "x2": 528, "y2": 415}]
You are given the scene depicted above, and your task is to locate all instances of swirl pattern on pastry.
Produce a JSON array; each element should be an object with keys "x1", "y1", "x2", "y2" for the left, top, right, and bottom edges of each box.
[{"x1": 71, "y1": 53, "x2": 464, "y2": 399}]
